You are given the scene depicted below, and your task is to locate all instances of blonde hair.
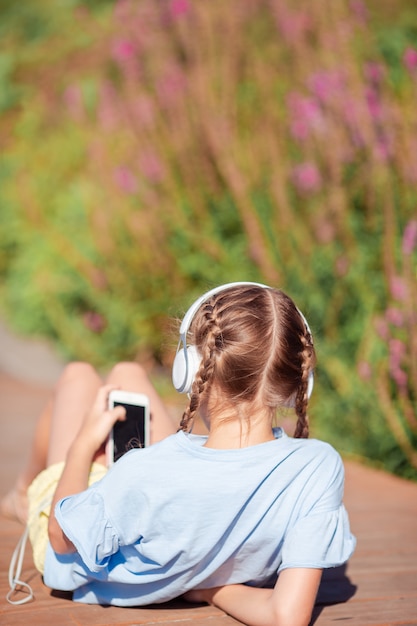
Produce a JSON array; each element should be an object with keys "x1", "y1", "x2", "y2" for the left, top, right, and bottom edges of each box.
[{"x1": 178, "y1": 285, "x2": 316, "y2": 438}]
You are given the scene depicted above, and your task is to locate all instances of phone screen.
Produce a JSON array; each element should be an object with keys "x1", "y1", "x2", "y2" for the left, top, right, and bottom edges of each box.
[{"x1": 112, "y1": 401, "x2": 146, "y2": 462}]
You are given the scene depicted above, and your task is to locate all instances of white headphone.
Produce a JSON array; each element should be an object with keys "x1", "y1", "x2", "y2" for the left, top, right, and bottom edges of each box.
[{"x1": 172, "y1": 281, "x2": 314, "y2": 400}]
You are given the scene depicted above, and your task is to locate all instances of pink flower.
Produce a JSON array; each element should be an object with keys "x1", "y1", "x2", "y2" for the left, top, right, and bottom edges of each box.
[
  {"x1": 156, "y1": 64, "x2": 186, "y2": 106},
  {"x1": 385, "y1": 307, "x2": 404, "y2": 327},
  {"x1": 389, "y1": 338, "x2": 406, "y2": 366},
  {"x1": 390, "y1": 367, "x2": 408, "y2": 389},
  {"x1": 366, "y1": 87, "x2": 383, "y2": 120},
  {"x1": 275, "y1": 10, "x2": 311, "y2": 42},
  {"x1": 112, "y1": 38, "x2": 136, "y2": 62},
  {"x1": 139, "y1": 152, "x2": 165, "y2": 183},
  {"x1": 83, "y1": 312, "x2": 106, "y2": 333},
  {"x1": 287, "y1": 93, "x2": 325, "y2": 141},
  {"x1": 375, "y1": 316, "x2": 389, "y2": 340},
  {"x1": 114, "y1": 0, "x2": 134, "y2": 22},
  {"x1": 335, "y1": 256, "x2": 349, "y2": 276},
  {"x1": 358, "y1": 361, "x2": 372, "y2": 381},
  {"x1": 114, "y1": 166, "x2": 138, "y2": 194},
  {"x1": 389, "y1": 339, "x2": 408, "y2": 389},
  {"x1": 402, "y1": 219, "x2": 417, "y2": 255},
  {"x1": 292, "y1": 162, "x2": 322, "y2": 194},
  {"x1": 290, "y1": 119, "x2": 308, "y2": 141},
  {"x1": 373, "y1": 136, "x2": 393, "y2": 162},
  {"x1": 390, "y1": 276, "x2": 408, "y2": 301},
  {"x1": 307, "y1": 70, "x2": 345, "y2": 103},
  {"x1": 403, "y1": 47, "x2": 417, "y2": 73},
  {"x1": 111, "y1": 38, "x2": 141, "y2": 81},
  {"x1": 169, "y1": 0, "x2": 189, "y2": 18},
  {"x1": 350, "y1": 0, "x2": 368, "y2": 23},
  {"x1": 364, "y1": 62, "x2": 386, "y2": 85}
]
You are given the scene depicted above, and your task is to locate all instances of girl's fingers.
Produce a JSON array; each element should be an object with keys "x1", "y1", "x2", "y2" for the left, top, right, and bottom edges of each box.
[
  {"x1": 110, "y1": 405, "x2": 126, "y2": 423},
  {"x1": 80, "y1": 387, "x2": 125, "y2": 447},
  {"x1": 94, "y1": 384, "x2": 120, "y2": 413}
]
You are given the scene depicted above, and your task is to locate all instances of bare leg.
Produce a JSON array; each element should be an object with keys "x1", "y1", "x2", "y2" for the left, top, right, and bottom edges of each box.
[
  {"x1": 0, "y1": 362, "x2": 102, "y2": 524},
  {"x1": 21, "y1": 398, "x2": 53, "y2": 481},
  {"x1": 46, "y1": 362, "x2": 102, "y2": 466},
  {"x1": 104, "y1": 362, "x2": 176, "y2": 444}
]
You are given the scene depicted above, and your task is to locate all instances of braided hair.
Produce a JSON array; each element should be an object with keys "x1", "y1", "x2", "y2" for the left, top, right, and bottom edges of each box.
[{"x1": 178, "y1": 285, "x2": 316, "y2": 437}]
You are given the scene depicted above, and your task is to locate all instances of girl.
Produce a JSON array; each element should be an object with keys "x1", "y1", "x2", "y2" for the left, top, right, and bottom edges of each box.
[{"x1": 3, "y1": 282, "x2": 355, "y2": 626}]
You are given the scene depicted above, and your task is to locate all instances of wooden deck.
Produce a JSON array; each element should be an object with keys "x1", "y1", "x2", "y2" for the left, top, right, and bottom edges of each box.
[{"x1": 1, "y1": 371, "x2": 417, "y2": 626}]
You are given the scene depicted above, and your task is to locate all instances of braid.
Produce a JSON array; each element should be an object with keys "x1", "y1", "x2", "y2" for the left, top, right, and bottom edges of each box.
[
  {"x1": 293, "y1": 330, "x2": 314, "y2": 439},
  {"x1": 178, "y1": 301, "x2": 221, "y2": 432}
]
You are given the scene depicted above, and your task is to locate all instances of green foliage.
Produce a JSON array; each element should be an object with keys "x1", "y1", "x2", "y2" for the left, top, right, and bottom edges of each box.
[{"x1": 0, "y1": 0, "x2": 416, "y2": 479}]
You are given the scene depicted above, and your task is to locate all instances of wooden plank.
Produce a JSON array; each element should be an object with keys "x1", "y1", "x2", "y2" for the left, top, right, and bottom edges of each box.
[{"x1": 313, "y1": 597, "x2": 417, "y2": 625}]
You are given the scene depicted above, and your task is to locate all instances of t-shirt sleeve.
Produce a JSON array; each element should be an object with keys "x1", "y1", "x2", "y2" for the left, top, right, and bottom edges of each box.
[
  {"x1": 55, "y1": 488, "x2": 119, "y2": 573},
  {"x1": 278, "y1": 446, "x2": 356, "y2": 571},
  {"x1": 54, "y1": 450, "x2": 146, "y2": 573}
]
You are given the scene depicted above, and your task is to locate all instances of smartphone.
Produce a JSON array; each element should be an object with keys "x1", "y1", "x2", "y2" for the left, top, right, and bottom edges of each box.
[{"x1": 107, "y1": 390, "x2": 150, "y2": 465}]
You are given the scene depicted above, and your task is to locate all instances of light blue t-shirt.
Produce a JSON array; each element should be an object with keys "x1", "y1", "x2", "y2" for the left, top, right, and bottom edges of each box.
[{"x1": 43, "y1": 428, "x2": 356, "y2": 606}]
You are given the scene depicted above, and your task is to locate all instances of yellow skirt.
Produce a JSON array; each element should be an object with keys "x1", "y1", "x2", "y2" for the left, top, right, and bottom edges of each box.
[{"x1": 27, "y1": 462, "x2": 107, "y2": 574}]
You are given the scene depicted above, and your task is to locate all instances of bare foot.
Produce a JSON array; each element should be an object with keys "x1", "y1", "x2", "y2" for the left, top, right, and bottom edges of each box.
[{"x1": 0, "y1": 487, "x2": 28, "y2": 525}]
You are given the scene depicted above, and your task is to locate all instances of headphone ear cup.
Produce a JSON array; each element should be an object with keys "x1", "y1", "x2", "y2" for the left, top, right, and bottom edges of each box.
[
  {"x1": 307, "y1": 370, "x2": 314, "y2": 399},
  {"x1": 172, "y1": 345, "x2": 201, "y2": 394},
  {"x1": 172, "y1": 348, "x2": 187, "y2": 393}
]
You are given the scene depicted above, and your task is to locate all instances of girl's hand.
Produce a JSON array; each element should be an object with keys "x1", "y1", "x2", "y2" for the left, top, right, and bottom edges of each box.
[{"x1": 73, "y1": 384, "x2": 126, "y2": 457}]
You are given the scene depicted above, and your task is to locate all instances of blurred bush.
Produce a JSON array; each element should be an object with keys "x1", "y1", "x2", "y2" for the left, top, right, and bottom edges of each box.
[{"x1": 0, "y1": 0, "x2": 416, "y2": 478}]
